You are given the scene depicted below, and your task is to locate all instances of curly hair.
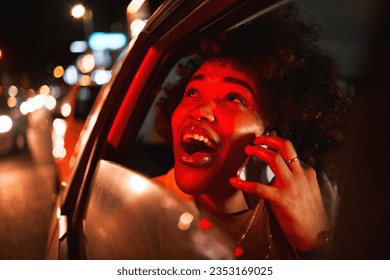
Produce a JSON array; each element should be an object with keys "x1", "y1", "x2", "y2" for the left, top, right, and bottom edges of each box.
[{"x1": 155, "y1": 3, "x2": 350, "y2": 183}]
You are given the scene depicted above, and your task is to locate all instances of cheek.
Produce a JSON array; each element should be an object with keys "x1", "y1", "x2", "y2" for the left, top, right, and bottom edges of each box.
[
  {"x1": 226, "y1": 111, "x2": 265, "y2": 138},
  {"x1": 171, "y1": 99, "x2": 199, "y2": 130},
  {"x1": 171, "y1": 106, "x2": 186, "y2": 137},
  {"x1": 241, "y1": 116, "x2": 264, "y2": 135}
]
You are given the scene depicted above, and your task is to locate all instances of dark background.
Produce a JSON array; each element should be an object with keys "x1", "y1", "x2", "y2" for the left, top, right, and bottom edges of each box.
[
  {"x1": 0, "y1": 0, "x2": 384, "y2": 90},
  {"x1": 0, "y1": 0, "x2": 162, "y2": 89}
]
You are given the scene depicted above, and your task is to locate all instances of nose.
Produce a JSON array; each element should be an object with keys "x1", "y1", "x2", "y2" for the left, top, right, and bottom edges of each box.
[{"x1": 189, "y1": 102, "x2": 215, "y2": 122}]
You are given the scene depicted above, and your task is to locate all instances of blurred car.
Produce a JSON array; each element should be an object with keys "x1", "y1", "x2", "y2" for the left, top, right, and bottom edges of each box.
[
  {"x1": 0, "y1": 92, "x2": 28, "y2": 156},
  {"x1": 51, "y1": 84, "x2": 101, "y2": 184},
  {"x1": 45, "y1": 0, "x2": 287, "y2": 260}
]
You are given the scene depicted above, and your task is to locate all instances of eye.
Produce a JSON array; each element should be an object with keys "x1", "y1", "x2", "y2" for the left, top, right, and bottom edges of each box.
[
  {"x1": 223, "y1": 92, "x2": 246, "y2": 105},
  {"x1": 184, "y1": 88, "x2": 199, "y2": 98}
]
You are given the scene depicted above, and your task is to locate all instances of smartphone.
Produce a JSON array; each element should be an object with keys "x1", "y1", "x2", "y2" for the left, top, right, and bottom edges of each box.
[
  {"x1": 237, "y1": 155, "x2": 274, "y2": 185},
  {"x1": 237, "y1": 132, "x2": 274, "y2": 184}
]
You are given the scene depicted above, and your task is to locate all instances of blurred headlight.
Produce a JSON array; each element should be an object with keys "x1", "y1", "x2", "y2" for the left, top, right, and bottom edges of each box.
[
  {"x1": 0, "y1": 115, "x2": 13, "y2": 133},
  {"x1": 53, "y1": 118, "x2": 67, "y2": 137},
  {"x1": 61, "y1": 103, "x2": 72, "y2": 118}
]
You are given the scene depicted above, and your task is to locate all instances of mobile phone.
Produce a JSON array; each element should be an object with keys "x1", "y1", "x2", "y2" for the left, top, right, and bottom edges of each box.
[{"x1": 237, "y1": 155, "x2": 274, "y2": 185}]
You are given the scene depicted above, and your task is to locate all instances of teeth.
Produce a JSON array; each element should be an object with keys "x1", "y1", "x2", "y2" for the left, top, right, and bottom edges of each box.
[{"x1": 184, "y1": 133, "x2": 213, "y2": 148}]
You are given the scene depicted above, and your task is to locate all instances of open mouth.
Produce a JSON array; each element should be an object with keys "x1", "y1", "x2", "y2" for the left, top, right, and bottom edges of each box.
[
  {"x1": 182, "y1": 133, "x2": 217, "y2": 155},
  {"x1": 179, "y1": 126, "x2": 219, "y2": 166}
]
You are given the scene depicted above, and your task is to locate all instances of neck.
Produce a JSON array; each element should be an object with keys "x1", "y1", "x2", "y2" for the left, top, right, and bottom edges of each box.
[{"x1": 196, "y1": 190, "x2": 253, "y2": 214}]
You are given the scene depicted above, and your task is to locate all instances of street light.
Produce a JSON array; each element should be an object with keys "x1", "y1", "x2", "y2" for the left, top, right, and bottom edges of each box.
[
  {"x1": 126, "y1": 0, "x2": 149, "y2": 38},
  {"x1": 71, "y1": 4, "x2": 94, "y2": 40}
]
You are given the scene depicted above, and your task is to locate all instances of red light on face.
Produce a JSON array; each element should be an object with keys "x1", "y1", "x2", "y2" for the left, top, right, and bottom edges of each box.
[{"x1": 198, "y1": 218, "x2": 212, "y2": 230}]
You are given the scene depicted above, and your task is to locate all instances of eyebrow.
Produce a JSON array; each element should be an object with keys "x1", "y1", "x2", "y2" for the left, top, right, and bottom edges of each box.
[
  {"x1": 189, "y1": 74, "x2": 255, "y2": 94},
  {"x1": 189, "y1": 74, "x2": 204, "y2": 82},
  {"x1": 224, "y1": 77, "x2": 255, "y2": 94}
]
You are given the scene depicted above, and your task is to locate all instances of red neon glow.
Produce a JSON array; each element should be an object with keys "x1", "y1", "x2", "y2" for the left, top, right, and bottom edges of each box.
[
  {"x1": 233, "y1": 245, "x2": 244, "y2": 257},
  {"x1": 198, "y1": 218, "x2": 212, "y2": 230}
]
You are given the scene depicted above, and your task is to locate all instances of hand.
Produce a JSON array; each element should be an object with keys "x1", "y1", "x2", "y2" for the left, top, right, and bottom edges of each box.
[{"x1": 229, "y1": 135, "x2": 330, "y2": 252}]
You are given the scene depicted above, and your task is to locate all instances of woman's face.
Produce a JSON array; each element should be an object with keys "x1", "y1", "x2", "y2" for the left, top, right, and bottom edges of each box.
[{"x1": 171, "y1": 58, "x2": 266, "y2": 196}]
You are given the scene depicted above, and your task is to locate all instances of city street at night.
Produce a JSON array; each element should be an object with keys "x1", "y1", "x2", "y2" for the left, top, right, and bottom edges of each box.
[{"x1": 0, "y1": 109, "x2": 57, "y2": 259}]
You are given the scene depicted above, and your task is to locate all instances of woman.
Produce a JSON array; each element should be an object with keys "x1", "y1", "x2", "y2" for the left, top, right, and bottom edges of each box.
[{"x1": 154, "y1": 3, "x2": 349, "y2": 259}]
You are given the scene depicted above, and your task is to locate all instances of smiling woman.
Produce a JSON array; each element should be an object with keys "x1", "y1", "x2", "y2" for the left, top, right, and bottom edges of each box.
[
  {"x1": 150, "y1": 2, "x2": 350, "y2": 259},
  {"x1": 170, "y1": 58, "x2": 264, "y2": 195}
]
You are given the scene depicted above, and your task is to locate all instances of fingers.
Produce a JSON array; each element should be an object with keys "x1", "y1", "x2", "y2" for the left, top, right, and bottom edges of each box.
[
  {"x1": 244, "y1": 145, "x2": 287, "y2": 183},
  {"x1": 233, "y1": 134, "x2": 305, "y2": 200},
  {"x1": 252, "y1": 135, "x2": 296, "y2": 160},
  {"x1": 245, "y1": 143, "x2": 298, "y2": 185},
  {"x1": 229, "y1": 177, "x2": 278, "y2": 203},
  {"x1": 252, "y1": 135, "x2": 301, "y2": 172}
]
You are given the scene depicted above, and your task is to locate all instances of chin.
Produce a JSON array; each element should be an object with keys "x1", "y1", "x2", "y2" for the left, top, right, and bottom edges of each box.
[{"x1": 174, "y1": 162, "x2": 215, "y2": 195}]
